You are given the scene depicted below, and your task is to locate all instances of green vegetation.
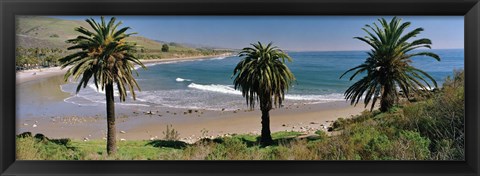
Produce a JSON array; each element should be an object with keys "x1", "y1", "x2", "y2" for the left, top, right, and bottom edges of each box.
[
  {"x1": 161, "y1": 44, "x2": 169, "y2": 52},
  {"x1": 233, "y1": 42, "x2": 296, "y2": 146},
  {"x1": 59, "y1": 17, "x2": 146, "y2": 155},
  {"x1": 16, "y1": 47, "x2": 65, "y2": 69},
  {"x1": 341, "y1": 17, "x2": 440, "y2": 112},
  {"x1": 332, "y1": 70, "x2": 464, "y2": 160},
  {"x1": 16, "y1": 70, "x2": 463, "y2": 160},
  {"x1": 17, "y1": 131, "x2": 309, "y2": 160},
  {"x1": 133, "y1": 47, "x2": 231, "y2": 60}
]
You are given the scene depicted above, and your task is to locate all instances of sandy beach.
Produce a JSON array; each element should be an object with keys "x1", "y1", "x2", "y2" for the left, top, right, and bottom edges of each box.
[
  {"x1": 17, "y1": 100, "x2": 368, "y2": 143},
  {"x1": 16, "y1": 66, "x2": 69, "y2": 85}
]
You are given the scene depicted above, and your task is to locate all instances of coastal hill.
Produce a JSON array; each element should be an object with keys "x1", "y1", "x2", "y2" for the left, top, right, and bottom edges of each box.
[{"x1": 16, "y1": 16, "x2": 231, "y2": 60}]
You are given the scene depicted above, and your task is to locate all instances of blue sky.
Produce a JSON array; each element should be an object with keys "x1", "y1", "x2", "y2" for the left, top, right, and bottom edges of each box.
[{"x1": 53, "y1": 16, "x2": 464, "y2": 51}]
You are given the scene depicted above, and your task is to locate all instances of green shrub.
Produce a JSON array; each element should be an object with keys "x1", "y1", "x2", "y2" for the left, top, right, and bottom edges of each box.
[
  {"x1": 391, "y1": 130, "x2": 431, "y2": 160},
  {"x1": 332, "y1": 110, "x2": 377, "y2": 131},
  {"x1": 364, "y1": 134, "x2": 394, "y2": 160},
  {"x1": 263, "y1": 146, "x2": 290, "y2": 160},
  {"x1": 207, "y1": 138, "x2": 250, "y2": 160},
  {"x1": 161, "y1": 44, "x2": 169, "y2": 52},
  {"x1": 178, "y1": 142, "x2": 215, "y2": 160},
  {"x1": 332, "y1": 118, "x2": 346, "y2": 130},
  {"x1": 286, "y1": 140, "x2": 318, "y2": 160},
  {"x1": 314, "y1": 135, "x2": 356, "y2": 160},
  {"x1": 16, "y1": 136, "x2": 79, "y2": 160},
  {"x1": 314, "y1": 130, "x2": 328, "y2": 140}
]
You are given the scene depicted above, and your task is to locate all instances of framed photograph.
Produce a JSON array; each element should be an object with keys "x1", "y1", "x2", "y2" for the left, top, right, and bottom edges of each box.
[{"x1": 1, "y1": 0, "x2": 479, "y2": 175}]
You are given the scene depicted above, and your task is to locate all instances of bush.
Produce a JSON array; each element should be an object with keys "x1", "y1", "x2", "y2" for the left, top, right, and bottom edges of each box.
[
  {"x1": 314, "y1": 130, "x2": 328, "y2": 139},
  {"x1": 161, "y1": 44, "x2": 169, "y2": 52},
  {"x1": 332, "y1": 118, "x2": 346, "y2": 130},
  {"x1": 179, "y1": 142, "x2": 215, "y2": 160},
  {"x1": 314, "y1": 135, "x2": 356, "y2": 160},
  {"x1": 263, "y1": 146, "x2": 290, "y2": 160},
  {"x1": 162, "y1": 124, "x2": 180, "y2": 141},
  {"x1": 431, "y1": 139, "x2": 458, "y2": 160},
  {"x1": 285, "y1": 140, "x2": 317, "y2": 160},
  {"x1": 206, "y1": 138, "x2": 251, "y2": 160},
  {"x1": 391, "y1": 130, "x2": 431, "y2": 160},
  {"x1": 16, "y1": 136, "x2": 79, "y2": 160},
  {"x1": 331, "y1": 110, "x2": 377, "y2": 131},
  {"x1": 399, "y1": 70, "x2": 464, "y2": 160},
  {"x1": 364, "y1": 134, "x2": 394, "y2": 160}
]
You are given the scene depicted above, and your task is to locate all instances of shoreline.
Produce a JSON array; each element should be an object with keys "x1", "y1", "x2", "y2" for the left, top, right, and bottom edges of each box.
[
  {"x1": 16, "y1": 53, "x2": 235, "y2": 85},
  {"x1": 17, "y1": 100, "x2": 369, "y2": 143},
  {"x1": 139, "y1": 53, "x2": 234, "y2": 64},
  {"x1": 15, "y1": 51, "x2": 371, "y2": 144}
]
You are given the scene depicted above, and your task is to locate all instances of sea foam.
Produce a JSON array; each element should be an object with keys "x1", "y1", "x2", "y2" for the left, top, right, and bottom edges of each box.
[
  {"x1": 187, "y1": 82, "x2": 344, "y2": 102},
  {"x1": 176, "y1": 78, "x2": 192, "y2": 82},
  {"x1": 188, "y1": 83, "x2": 241, "y2": 95}
]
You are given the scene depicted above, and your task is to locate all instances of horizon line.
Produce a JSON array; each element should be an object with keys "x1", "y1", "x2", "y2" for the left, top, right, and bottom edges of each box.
[{"x1": 260, "y1": 48, "x2": 465, "y2": 52}]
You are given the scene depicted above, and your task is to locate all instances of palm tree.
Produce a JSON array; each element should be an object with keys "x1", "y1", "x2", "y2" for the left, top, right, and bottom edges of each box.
[
  {"x1": 232, "y1": 42, "x2": 295, "y2": 146},
  {"x1": 340, "y1": 17, "x2": 440, "y2": 112},
  {"x1": 59, "y1": 17, "x2": 146, "y2": 155}
]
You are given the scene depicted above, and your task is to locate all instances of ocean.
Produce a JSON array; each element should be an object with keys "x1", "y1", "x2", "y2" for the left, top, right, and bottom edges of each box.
[{"x1": 59, "y1": 49, "x2": 464, "y2": 111}]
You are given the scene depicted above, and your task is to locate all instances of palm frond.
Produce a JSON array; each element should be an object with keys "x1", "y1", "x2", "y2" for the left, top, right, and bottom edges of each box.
[
  {"x1": 233, "y1": 42, "x2": 295, "y2": 111},
  {"x1": 60, "y1": 16, "x2": 146, "y2": 102},
  {"x1": 341, "y1": 17, "x2": 440, "y2": 111}
]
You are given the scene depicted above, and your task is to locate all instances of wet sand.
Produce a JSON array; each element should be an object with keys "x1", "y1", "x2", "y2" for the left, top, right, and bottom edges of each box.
[{"x1": 17, "y1": 100, "x2": 369, "y2": 143}]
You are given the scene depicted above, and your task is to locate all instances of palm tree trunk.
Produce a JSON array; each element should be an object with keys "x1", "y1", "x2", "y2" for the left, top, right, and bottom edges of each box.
[
  {"x1": 260, "y1": 109, "x2": 273, "y2": 146},
  {"x1": 380, "y1": 83, "x2": 395, "y2": 112},
  {"x1": 106, "y1": 83, "x2": 116, "y2": 155}
]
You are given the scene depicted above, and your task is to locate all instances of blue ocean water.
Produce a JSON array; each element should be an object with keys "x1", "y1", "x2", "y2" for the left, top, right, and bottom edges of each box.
[{"x1": 60, "y1": 49, "x2": 464, "y2": 110}]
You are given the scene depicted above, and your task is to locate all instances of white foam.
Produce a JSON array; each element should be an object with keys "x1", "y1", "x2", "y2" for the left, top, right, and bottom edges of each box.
[
  {"x1": 61, "y1": 81, "x2": 149, "y2": 107},
  {"x1": 63, "y1": 96, "x2": 99, "y2": 106},
  {"x1": 188, "y1": 83, "x2": 241, "y2": 95},
  {"x1": 285, "y1": 93, "x2": 344, "y2": 101},
  {"x1": 64, "y1": 95, "x2": 150, "y2": 107},
  {"x1": 88, "y1": 83, "x2": 123, "y2": 97},
  {"x1": 117, "y1": 103, "x2": 151, "y2": 107},
  {"x1": 176, "y1": 78, "x2": 192, "y2": 82},
  {"x1": 154, "y1": 104, "x2": 231, "y2": 111},
  {"x1": 187, "y1": 83, "x2": 344, "y2": 102},
  {"x1": 59, "y1": 84, "x2": 69, "y2": 94},
  {"x1": 88, "y1": 84, "x2": 105, "y2": 94},
  {"x1": 134, "y1": 61, "x2": 181, "y2": 70},
  {"x1": 208, "y1": 56, "x2": 227, "y2": 60},
  {"x1": 60, "y1": 79, "x2": 345, "y2": 110}
]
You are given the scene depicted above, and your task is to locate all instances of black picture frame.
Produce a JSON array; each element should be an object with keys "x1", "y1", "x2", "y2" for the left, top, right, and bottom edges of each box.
[{"x1": 1, "y1": 0, "x2": 479, "y2": 175}]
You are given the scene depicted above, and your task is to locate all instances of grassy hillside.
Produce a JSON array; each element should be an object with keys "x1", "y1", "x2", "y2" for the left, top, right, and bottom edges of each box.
[
  {"x1": 16, "y1": 16, "x2": 84, "y2": 49},
  {"x1": 15, "y1": 16, "x2": 231, "y2": 67},
  {"x1": 17, "y1": 16, "x2": 176, "y2": 50}
]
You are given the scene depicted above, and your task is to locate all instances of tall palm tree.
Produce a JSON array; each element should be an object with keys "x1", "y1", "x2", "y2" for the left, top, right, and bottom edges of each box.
[
  {"x1": 59, "y1": 17, "x2": 146, "y2": 155},
  {"x1": 340, "y1": 17, "x2": 440, "y2": 112},
  {"x1": 233, "y1": 42, "x2": 295, "y2": 146}
]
